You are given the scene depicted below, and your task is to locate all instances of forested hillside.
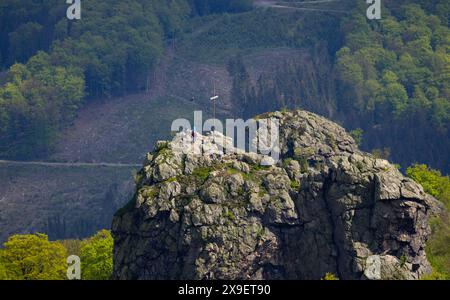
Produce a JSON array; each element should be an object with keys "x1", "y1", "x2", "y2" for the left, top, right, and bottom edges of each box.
[
  {"x1": 0, "y1": 0, "x2": 448, "y2": 280},
  {"x1": 0, "y1": 0, "x2": 185, "y2": 158},
  {"x1": 335, "y1": 1, "x2": 449, "y2": 172},
  {"x1": 0, "y1": 0, "x2": 252, "y2": 159},
  {"x1": 224, "y1": 0, "x2": 449, "y2": 172},
  {"x1": 0, "y1": 0, "x2": 448, "y2": 173}
]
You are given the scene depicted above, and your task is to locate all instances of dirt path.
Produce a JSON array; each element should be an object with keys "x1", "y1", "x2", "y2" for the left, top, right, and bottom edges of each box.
[
  {"x1": 254, "y1": 0, "x2": 349, "y2": 13},
  {"x1": 49, "y1": 47, "x2": 177, "y2": 164}
]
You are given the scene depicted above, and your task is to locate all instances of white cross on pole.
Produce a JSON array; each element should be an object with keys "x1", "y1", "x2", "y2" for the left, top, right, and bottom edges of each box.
[
  {"x1": 210, "y1": 82, "x2": 219, "y2": 144},
  {"x1": 210, "y1": 82, "x2": 219, "y2": 132}
]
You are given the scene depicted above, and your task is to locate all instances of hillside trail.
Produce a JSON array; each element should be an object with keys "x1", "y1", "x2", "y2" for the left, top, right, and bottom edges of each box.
[
  {"x1": 0, "y1": 8, "x2": 319, "y2": 168},
  {"x1": 49, "y1": 45, "x2": 178, "y2": 165},
  {"x1": 253, "y1": 0, "x2": 349, "y2": 13},
  {"x1": 0, "y1": 46, "x2": 177, "y2": 167},
  {"x1": 0, "y1": 17, "x2": 225, "y2": 167}
]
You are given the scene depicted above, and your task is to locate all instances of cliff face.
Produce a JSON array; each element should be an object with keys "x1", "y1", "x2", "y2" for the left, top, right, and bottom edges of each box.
[{"x1": 112, "y1": 110, "x2": 437, "y2": 280}]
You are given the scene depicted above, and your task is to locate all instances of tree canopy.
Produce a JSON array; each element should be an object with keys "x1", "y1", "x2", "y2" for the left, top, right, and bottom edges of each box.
[
  {"x1": 336, "y1": 1, "x2": 450, "y2": 172},
  {"x1": 407, "y1": 164, "x2": 450, "y2": 210},
  {"x1": 0, "y1": 230, "x2": 114, "y2": 280},
  {"x1": 407, "y1": 164, "x2": 450, "y2": 280},
  {"x1": 79, "y1": 230, "x2": 113, "y2": 280},
  {"x1": 0, "y1": 233, "x2": 67, "y2": 280}
]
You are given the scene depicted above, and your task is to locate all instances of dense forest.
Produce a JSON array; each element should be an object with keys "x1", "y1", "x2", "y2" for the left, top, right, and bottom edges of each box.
[
  {"x1": 225, "y1": 0, "x2": 449, "y2": 172},
  {"x1": 0, "y1": 0, "x2": 251, "y2": 159},
  {"x1": 0, "y1": 0, "x2": 185, "y2": 158},
  {"x1": 335, "y1": 1, "x2": 449, "y2": 170},
  {"x1": 0, "y1": 0, "x2": 448, "y2": 173}
]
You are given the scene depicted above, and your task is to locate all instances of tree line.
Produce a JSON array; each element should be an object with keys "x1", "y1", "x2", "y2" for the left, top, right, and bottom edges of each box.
[
  {"x1": 225, "y1": 1, "x2": 449, "y2": 172},
  {"x1": 0, "y1": 230, "x2": 113, "y2": 280},
  {"x1": 0, "y1": 0, "x2": 251, "y2": 159},
  {"x1": 335, "y1": 1, "x2": 449, "y2": 172}
]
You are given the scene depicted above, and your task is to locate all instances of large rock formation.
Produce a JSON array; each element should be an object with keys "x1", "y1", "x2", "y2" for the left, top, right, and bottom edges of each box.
[{"x1": 112, "y1": 110, "x2": 437, "y2": 280}]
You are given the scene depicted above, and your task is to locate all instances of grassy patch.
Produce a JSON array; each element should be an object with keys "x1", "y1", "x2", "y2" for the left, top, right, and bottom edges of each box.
[
  {"x1": 166, "y1": 177, "x2": 178, "y2": 183},
  {"x1": 223, "y1": 210, "x2": 236, "y2": 222},
  {"x1": 226, "y1": 168, "x2": 241, "y2": 176},
  {"x1": 192, "y1": 167, "x2": 214, "y2": 183},
  {"x1": 298, "y1": 157, "x2": 309, "y2": 173},
  {"x1": 256, "y1": 227, "x2": 266, "y2": 240},
  {"x1": 282, "y1": 158, "x2": 293, "y2": 168},
  {"x1": 290, "y1": 180, "x2": 300, "y2": 190},
  {"x1": 140, "y1": 187, "x2": 158, "y2": 199},
  {"x1": 355, "y1": 161, "x2": 365, "y2": 172},
  {"x1": 251, "y1": 164, "x2": 271, "y2": 172}
]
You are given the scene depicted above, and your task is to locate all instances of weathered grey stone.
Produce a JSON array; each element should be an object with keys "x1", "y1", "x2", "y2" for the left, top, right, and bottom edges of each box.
[
  {"x1": 232, "y1": 161, "x2": 250, "y2": 174},
  {"x1": 112, "y1": 110, "x2": 437, "y2": 280}
]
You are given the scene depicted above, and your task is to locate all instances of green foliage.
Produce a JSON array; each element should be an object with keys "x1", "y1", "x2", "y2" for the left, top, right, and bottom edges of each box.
[
  {"x1": 79, "y1": 230, "x2": 113, "y2": 280},
  {"x1": 290, "y1": 180, "x2": 300, "y2": 190},
  {"x1": 322, "y1": 273, "x2": 339, "y2": 280},
  {"x1": 140, "y1": 186, "x2": 159, "y2": 199},
  {"x1": 0, "y1": 0, "x2": 64, "y2": 66},
  {"x1": 350, "y1": 128, "x2": 364, "y2": 146},
  {"x1": 292, "y1": 148, "x2": 312, "y2": 173},
  {"x1": 406, "y1": 164, "x2": 450, "y2": 210},
  {"x1": 282, "y1": 158, "x2": 293, "y2": 168},
  {"x1": 219, "y1": 1, "x2": 448, "y2": 172},
  {"x1": 299, "y1": 157, "x2": 309, "y2": 173},
  {"x1": 223, "y1": 209, "x2": 236, "y2": 222},
  {"x1": 8, "y1": 22, "x2": 44, "y2": 64},
  {"x1": 52, "y1": 0, "x2": 180, "y2": 97},
  {"x1": 192, "y1": 167, "x2": 213, "y2": 182},
  {"x1": 226, "y1": 32, "x2": 339, "y2": 119},
  {"x1": 0, "y1": 52, "x2": 85, "y2": 158},
  {"x1": 422, "y1": 216, "x2": 450, "y2": 280},
  {"x1": 406, "y1": 164, "x2": 450, "y2": 279},
  {"x1": 336, "y1": 2, "x2": 450, "y2": 130},
  {"x1": 0, "y1": 233, "x2": 67, "y2": 280},
  {"x1": 0, "y1": 230, "x2": 115, "y2": 280},
  {"x1": 182, "y1": 8, "x2": 340, "y2": 62},
  {"x1": 0, "y1": 0, "x2": 192, "y2": 160},
  {"x1": 0, "y1": 261, "x2": 7, "y2": 280},
  {"x1": 256, "y1": 227, "x2": 265, "y2": 240}
]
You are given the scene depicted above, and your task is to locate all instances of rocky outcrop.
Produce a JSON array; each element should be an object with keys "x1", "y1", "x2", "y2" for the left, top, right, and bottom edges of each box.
[{"x1": 112, "y1": 110, "x2": 437, "y2": 280}]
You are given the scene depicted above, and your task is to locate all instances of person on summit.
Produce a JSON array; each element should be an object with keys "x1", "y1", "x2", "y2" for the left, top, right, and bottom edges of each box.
[{"x1": 192, "y1": 126, "x2": 196, "y2": 143}]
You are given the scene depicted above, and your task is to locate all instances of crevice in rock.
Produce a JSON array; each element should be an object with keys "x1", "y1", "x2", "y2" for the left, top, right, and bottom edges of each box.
[{"x1": 322, "y1": 169, "x2": 343, "y2": 279}]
